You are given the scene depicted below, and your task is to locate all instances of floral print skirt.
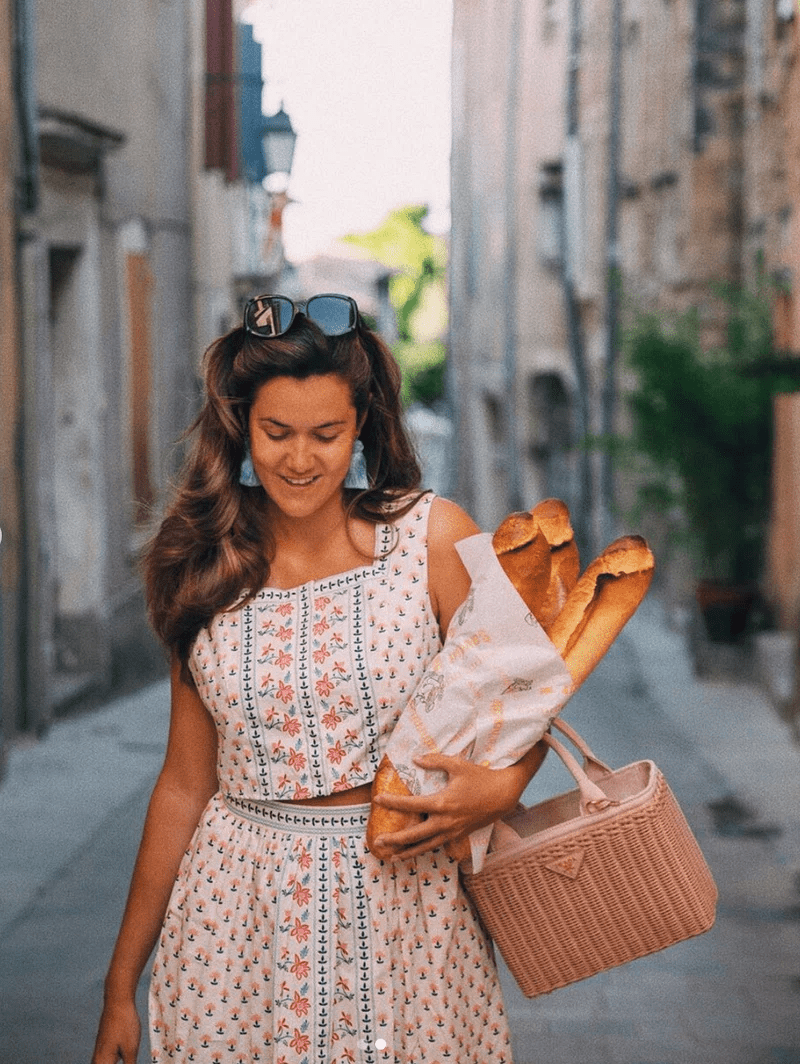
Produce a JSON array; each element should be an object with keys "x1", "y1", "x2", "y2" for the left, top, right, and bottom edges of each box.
[{"x1": 149, "y1": 793, "x2": 513, "y2": 1063}]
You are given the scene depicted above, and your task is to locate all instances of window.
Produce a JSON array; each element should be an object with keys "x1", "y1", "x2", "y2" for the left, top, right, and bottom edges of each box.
[
  {"x1": 773, "y1": 284, "x2": 794, "y2": 354},
  {"x1": 538, "y1": 161, "x2": 564, "y2": 271},
  {"x1": 528, "y1": 372, "x2": 572, "y2": 460},
  {"x1": 527, "y1": 372, "x2": 575, "y2": 502}
]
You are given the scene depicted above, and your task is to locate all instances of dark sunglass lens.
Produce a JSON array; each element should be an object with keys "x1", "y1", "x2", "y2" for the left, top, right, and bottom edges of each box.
[
  {"x1": 306, "y1": 295, "x2": 356, "y2": 336},
  {"x1": 247, "y1": 296, "x2": 294, "y2": 336}
]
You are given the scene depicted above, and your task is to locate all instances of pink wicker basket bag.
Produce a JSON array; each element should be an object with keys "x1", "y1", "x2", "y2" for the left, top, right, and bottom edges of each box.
[{"x1": 462, "y1": 718, "x2": 718, "y2": 998}]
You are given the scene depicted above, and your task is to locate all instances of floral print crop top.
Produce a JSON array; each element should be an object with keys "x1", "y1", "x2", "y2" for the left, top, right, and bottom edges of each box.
[{"x1": 189, "y1": 493, "x2": 442, "y2": 801}]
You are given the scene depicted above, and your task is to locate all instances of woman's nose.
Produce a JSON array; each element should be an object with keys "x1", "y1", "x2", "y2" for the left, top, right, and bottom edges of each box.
[{"x1": 286, "y1": 436, "x2": 314, "y2": 471}]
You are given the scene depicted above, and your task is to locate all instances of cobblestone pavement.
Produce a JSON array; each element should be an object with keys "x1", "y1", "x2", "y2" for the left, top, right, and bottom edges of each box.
[{"x1": 1, "y1": 600, "x2": 799, "y2": 1063}]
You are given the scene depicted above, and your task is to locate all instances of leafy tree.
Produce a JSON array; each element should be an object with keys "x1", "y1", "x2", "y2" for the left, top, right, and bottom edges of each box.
[
  {"x1": 344, "y1": 205, "x2": 448, "y2": 404},
  {"x1": 622, "y1": 282, "x2": 797, "y2": 584}
]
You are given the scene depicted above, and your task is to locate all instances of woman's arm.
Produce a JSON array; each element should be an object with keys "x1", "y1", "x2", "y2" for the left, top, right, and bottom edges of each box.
[
  {"x1": 426, "y1": 496, "x2": 482, "y2": 639},
  {"x1": 372, "y1": 742, "x2": 547, "y2": 860},
  {"x1": 91, "y1": 657, "x2": 219, "y2": 1064},
  {"x1": 373, "y1": 496, "x2": 547, "y2": 860}
]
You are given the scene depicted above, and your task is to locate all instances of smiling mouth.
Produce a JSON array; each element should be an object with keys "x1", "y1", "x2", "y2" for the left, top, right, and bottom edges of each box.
[{"x1": 282, "y1": 475, "x2": 318, "y2": 487}]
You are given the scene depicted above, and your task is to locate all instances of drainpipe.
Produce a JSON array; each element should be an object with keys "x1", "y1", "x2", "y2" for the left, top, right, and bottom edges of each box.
[
  {"x1": 14, "y1": 0, "x2": 38, "y2": 213},
  {"x1": 601, "y1": 0, "x2": 623, "y2": 546},
  {"x1": 502, "y1": 0, "x2": 524, "y2": 513},
  {"x1": 13, "y1": 0, "x2": 39, "y2": 736},
  {"x1": 561, "y1": 0, "x2": 592, "y2": 557}
]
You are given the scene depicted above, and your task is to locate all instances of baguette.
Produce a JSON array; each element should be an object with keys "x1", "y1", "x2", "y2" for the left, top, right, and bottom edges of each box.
[
  {"x1": 367, "y1": 757, "x2": 423, "y2": 851},
  {"x1": 548, "y1": 535, "x2": 654, "y2": 687},
  {"x1": 491, "y1": 500, "x2": 580, "y2": 631},
  {"x1": 529, "y1": 499, "x2": 580, "y2": 631},
  {"x1": 491, "y1": 511, "x2": 552, "y2": 621}
]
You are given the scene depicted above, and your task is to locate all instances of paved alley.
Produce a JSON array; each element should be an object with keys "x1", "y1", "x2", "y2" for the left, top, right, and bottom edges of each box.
[{"x1": 1, "y1": 600, "x2": 799, "y2": 1063}]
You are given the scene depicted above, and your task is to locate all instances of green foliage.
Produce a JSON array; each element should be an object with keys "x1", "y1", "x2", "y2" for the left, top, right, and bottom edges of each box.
[
  {"x1": 623, "y1": 285, "x2": 797, "y2": 584},
  {"x1": 344, "y1": 205, "x2": 448, "y2": 404},
  {"x1": 409, "y1": 358, "x2": 447, "y2": 406},
  {"x1": 344, "y1": 204, "x2": 447, "y2": 339},
  {"x1": 391, "y1": 339, "x2": 447, "y2": 405}
]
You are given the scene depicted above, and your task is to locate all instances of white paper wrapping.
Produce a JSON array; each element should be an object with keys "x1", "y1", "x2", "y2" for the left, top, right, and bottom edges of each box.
[{"x1": 383, "y1": 532, "x2": 574, "y2": 872}]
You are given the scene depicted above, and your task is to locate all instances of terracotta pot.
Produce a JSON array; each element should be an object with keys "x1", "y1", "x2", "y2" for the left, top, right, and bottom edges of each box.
[{"x1": 695, "y1": 580, "x2": 758, "y2": 644}]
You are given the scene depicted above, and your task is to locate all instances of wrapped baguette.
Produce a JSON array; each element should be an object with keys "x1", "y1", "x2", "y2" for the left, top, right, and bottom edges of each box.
[
  {"x1": 365, "y1": 758, "x2": 424, "y2": 842},
  {"x1": 366, "y1": 505, "x2": 654, "y2": 859},
  {"x1": 369, "y1": 506, "x2": 561, "y2": 858}
]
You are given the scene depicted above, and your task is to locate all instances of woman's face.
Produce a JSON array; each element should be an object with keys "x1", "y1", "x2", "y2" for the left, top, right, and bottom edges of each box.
[{"x1": 248, "y1": 373, "x2": 361, "y2": 522}]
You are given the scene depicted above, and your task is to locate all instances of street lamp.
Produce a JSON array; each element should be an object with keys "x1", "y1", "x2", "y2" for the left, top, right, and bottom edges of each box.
[{"x1": 261, "y1": 104, "x2": 297, "y2": 187}]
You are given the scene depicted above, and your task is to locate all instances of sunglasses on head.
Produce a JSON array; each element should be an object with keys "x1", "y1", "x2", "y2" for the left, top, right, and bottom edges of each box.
[{"x1": 243, "y1": 293, "x2": 360, "y2": 338}]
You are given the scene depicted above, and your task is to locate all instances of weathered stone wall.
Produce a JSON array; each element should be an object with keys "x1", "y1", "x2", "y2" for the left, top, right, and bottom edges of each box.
[
  {"x1": 450, "y1": 0, "x2": 799, "y2": 613},
  {"x1": 758, "y1": 13, "x2": 800, "y2": 627},
  {"x1": 0, "y1": 0, "x2": 21, "y2": 750},
  {"x1": 8, "y1": 0, "x2": 197, "y2": 733}
]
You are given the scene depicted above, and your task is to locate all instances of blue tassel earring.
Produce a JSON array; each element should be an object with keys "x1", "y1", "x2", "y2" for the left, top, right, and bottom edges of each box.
[
  {"x1": 239, "y1": 446, "x2": 261, "y2": 487},
  {"x1": 344, "y1": 438, "x2": 369, "y2": 490}
]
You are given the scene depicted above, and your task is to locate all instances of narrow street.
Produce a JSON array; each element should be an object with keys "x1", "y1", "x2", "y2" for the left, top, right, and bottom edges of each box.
[
  {"x1": 505, "y1": 610, "x2": 800, "y2": 1064},
  {"x1": 1, "y1": 602, "x2": 799, "y2": 1063}
]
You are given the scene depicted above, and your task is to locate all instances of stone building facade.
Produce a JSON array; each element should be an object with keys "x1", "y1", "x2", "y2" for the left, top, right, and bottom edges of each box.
[
  {"x1": 1, "y1": 0, "x2": 284, "y2": 756},
  {"x1": 450, "y1": 0, "x2": 576, "y2": 534},
  {"x1": 6, "y1": 0, "x2": 200, "y2": 744},
  {"x1": 0, "y1": 0, "x2": 23, "y2": 763},
  {"x1": 449, "y1": 0, "x2": 800, "y2": 624},
  {"x1": 753, "y1": 5, "x2": 800, "y2": 629}
]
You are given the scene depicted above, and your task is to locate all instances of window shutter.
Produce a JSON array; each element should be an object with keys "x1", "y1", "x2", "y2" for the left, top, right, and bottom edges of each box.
[{"x1": 205, "y1": 0, "x2": 239, "y2": 181}]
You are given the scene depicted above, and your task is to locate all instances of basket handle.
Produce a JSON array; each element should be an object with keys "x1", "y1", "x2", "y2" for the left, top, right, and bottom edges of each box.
[
  {"x1": 487, "y1": 719, "x2": 619, "y2": 853},
  {"x1": 542, "y1": 729, "x2": 619, "y2": 815},
  {"x1": 550, "y1": 717, "x2": 613, "y2": 782}
]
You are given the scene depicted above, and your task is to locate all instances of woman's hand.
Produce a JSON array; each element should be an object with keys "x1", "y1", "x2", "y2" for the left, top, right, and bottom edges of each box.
[
  {"x1": 90, "y1": 997, "x2": 141, "y2": 1064},
  {"x1": 90, "y1": 657, "x2": 218, "y2": 1063},
  {"x1": 370, "y1": 742, "x2": 547, "y2": 860}
]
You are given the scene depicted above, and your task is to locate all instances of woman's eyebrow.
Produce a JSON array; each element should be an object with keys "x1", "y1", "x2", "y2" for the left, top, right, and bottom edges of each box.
[{"x1": 257, "y1": 416, "x2": 349, "y2": 429}]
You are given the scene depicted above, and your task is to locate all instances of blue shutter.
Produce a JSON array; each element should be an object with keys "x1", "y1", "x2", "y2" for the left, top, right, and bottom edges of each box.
[{"x1": 239, "y1": 23, "x2": 266, "y2": 184}]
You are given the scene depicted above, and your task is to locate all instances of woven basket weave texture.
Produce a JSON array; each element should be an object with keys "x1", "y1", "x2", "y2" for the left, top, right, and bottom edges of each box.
[{"x1": 464, "y1": 764, "x2": 718, "y2": 998}]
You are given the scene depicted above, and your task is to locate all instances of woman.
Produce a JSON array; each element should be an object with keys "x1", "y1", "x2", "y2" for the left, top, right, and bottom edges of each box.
[{"x1": 91, "y1": 294, "x2": 546, "y2": 1064}]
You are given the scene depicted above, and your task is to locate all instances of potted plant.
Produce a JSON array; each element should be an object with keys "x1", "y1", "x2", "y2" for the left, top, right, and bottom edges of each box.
[{"x1": 621, "y1": 282, "x2": 797, "y2": 642}]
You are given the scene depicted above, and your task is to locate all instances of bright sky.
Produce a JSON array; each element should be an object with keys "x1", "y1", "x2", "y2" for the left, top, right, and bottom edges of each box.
[{"x1": 244, "y1": 0, "x2": 453, "y2": 262}]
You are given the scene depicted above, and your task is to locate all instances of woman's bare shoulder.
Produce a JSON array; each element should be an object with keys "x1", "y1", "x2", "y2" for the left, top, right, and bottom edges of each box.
[
  {"x1": 426, "y1": 497, "x2": 481, "y2": 636},
  {"x1": 427, "y1": 496, "x2": 482, "y2": 550}
]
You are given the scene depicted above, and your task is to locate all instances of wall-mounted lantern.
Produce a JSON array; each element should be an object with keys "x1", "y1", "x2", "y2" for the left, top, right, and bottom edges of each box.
[{"x1": 262, "y1": 104, "x2": 297, "y2": 184}]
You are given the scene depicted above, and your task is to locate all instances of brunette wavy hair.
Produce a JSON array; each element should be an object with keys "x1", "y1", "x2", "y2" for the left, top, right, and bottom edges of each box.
[{"x1": 144, "y1": 314, "x2": 423, "y2": 669}]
